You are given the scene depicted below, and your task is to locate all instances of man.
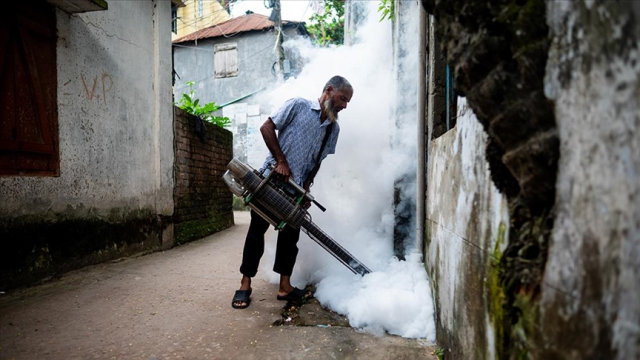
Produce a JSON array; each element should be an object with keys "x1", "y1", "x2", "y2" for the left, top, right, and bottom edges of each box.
[{"x1": 232, "y1": 76, "x2": 354, "y2": 309}]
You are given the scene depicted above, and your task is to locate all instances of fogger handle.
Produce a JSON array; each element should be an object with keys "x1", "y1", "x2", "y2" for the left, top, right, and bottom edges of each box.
[
  {"x1": 313, "y1": 200, "x2": 326, "y2": 212},
  {"x1": 286, "y1": 178, "x2": 326, "y2": 212}
]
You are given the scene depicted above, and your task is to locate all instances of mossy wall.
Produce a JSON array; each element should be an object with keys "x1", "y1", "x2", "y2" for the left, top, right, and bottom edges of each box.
[
  {"x1": 174, "y1": 214, "x2": 231, "y2": 245},
  {"x1": 0, "y1": 206, "x2": 168, "y2": 290},
  {"x1": 425, "y1": 103, "x2": 509, "y2": 360}
]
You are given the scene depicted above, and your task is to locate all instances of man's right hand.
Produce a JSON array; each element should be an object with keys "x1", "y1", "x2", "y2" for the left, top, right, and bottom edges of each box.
[{"x1": 274, "y1": 160, "x2": 292, "y2": 181}]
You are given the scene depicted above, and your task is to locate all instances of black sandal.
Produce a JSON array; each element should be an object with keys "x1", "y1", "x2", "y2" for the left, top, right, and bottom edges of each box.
[
  {"x1": 232, "y1": 289, "x2": 252, "y2": 309},
  {"x1": 276, "y1": 287, "x2": 309, "y2": 301}
]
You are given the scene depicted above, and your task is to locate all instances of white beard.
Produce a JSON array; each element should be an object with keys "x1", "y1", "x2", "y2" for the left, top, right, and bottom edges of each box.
[{"x1": 323, "y1": 99, "x2": 339, "y2": 123}]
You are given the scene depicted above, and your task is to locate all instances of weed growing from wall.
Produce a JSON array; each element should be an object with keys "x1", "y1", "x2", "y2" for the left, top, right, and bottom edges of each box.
[{"x1": 175, "y1": 81, "x2": 231, "y2": 128}]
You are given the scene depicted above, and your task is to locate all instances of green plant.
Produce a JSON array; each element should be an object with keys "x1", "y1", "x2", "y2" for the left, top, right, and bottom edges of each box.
[
  {"x1": 378, "y1": 0, "x2": 394, "y2": 22},
  {"x1": 433, "y1": 347, "x2": 445, "y2": 360},
  {"x1": 175, "y1": 81, "x2": 231, "y2": 128}
]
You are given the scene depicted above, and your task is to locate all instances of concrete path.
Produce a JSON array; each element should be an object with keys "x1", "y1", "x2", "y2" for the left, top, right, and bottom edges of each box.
[{"x1": 0, "y1": 212, "x2": 437, "y2": 359}]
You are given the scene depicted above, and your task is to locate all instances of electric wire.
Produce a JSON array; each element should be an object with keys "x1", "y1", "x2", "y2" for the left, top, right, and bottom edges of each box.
[
  {"x1": 172, "y1": 0, "x2": 249, "y2": 32},
  {"x1": 174, "y1": 7, "x2": 231, "y2": 33},
  {"x1": 173, "y1": 43, "x2": 216, "y2": 52},
  {"x1": 175, "y1": 0, "x2": 310, "y2": 39},
  {"x1": 280, "y1": 0, "x2": 311, "y2": 38}
]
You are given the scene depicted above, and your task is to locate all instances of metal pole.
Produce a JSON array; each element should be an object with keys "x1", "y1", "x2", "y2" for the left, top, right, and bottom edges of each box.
[{"x1": 274, "y1": 0, "x2": 285, "y2": 82}]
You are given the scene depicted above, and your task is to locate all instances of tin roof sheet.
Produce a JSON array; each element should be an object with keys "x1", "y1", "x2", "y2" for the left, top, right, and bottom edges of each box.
[{"x1": 172, "y1": 13, "x2": 305, "y2": 43}]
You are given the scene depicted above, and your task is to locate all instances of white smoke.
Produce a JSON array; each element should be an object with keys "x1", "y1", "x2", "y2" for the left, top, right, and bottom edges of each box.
[{"x1": 255, "y1": 2, "x2": 436, "y2": 341}]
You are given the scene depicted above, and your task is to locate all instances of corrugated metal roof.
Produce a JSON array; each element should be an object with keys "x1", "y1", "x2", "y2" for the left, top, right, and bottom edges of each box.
[{"x1": 172, "y1": 13, "x2": 305, "y2": 44}]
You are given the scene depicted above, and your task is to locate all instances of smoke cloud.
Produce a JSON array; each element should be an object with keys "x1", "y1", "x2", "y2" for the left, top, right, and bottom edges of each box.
[{"x1": 252, "y1": 2, "x2": 436, "y2": 341}]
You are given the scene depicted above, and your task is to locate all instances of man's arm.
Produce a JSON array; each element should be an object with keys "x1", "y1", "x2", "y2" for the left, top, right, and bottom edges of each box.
[{"x1": 260, "y1": 118, "x2": 291, "y2": 179}]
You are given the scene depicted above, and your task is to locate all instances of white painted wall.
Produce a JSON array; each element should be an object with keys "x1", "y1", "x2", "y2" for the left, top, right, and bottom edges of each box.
[
  {"x1": 425, "y1": 99, "x2": 509, "y2": 359},
  {"x1": 0, "y1": 0, "x2": 174, "y2": 217},
  {"x1": 222, "y1": 102, "x2": 269, "y2": 169}
]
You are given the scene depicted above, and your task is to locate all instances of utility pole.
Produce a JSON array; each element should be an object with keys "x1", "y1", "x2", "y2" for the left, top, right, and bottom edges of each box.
[{"x1": 273, "y1": 0, "x2": 285, "y2": 82}]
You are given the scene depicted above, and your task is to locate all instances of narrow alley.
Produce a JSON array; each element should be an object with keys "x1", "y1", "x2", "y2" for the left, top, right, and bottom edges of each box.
[
  {"x1": 2, "y1": 1, "x2": 638, "y2": 358},
  {"x1": 0, "y1": 212, "x2": 437, "y2": 359}
]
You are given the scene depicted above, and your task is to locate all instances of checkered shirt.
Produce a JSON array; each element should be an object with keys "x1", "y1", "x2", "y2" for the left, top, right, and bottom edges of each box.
[{"x1": 260, "y1": 97, "x2": 340, "y2": 186}]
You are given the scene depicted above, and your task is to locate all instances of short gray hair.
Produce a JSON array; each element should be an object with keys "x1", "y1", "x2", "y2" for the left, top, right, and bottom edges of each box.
[{"x1": 323, "y1": 76, "x2": 352, "y2": 92}]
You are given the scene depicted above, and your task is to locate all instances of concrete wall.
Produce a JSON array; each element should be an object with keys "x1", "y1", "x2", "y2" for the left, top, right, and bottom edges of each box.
[
  {"x1": 221, "y1": 103, "x2": 269, "y2": 168},
  {"x1": 537, "y1": 1, "x2": 640, "y2": 358},
  {"x1": 173, "y1": 108, "x2": 234, "y2": 244},
  {"x1": 425, "y1": 100, "x2": 509, "y2": 359},
  {"x1": 0, "y1": 0, "x2": 174, "y2": 290},
  {"x1": 172, "y1": 27, "x2": 304, "y2": 106}
]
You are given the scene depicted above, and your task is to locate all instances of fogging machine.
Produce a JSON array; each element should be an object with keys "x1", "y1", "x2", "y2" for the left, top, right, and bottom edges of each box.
[{"x1": 222, "y1": 158, "x2": 371, "y2": 276}]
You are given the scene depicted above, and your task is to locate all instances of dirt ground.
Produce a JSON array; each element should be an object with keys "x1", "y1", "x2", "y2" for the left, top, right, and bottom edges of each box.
[{"x1": 0, "y1": 212, "x2": 437, "y2": 359}]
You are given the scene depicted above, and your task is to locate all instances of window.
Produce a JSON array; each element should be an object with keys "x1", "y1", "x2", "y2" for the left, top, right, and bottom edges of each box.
[
  {"x1": 214, "y1": 43, "x2": 238, "y2": 78},
  {"x1": 1, "y1": 2, "x2": 59, "y2": 176},
  {"x1": 444, "y1": 63, "x2": 457, "y2": 132},
  {"x1": 171, "y1": 6, "x2": 178, "y2": 34},
  {"x1": 198, "y1": 0, "x2": 203, "y2": 17},
  {"x1": 428, "y1": 17, "x2": 457, "y2": 139}
]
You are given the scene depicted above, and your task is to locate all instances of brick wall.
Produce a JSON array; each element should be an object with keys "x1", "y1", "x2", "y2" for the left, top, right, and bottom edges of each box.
[{"x1": 173, "y1": 107, "x2": 234, "y2": 244}]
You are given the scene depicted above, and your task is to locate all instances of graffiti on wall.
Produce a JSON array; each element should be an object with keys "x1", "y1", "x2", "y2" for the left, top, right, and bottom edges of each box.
[
  {"x1": 63, "y1": 73, "x2": 114, "y2": 105},
  {"x1": 81, "y1": 73, "x2": 113, "y2": 105}
]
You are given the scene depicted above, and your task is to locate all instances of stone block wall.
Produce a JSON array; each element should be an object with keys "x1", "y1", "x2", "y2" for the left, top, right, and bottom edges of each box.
[
  {"x1": 537, "y1": 2, "x2": 640, "y2": 359},
  {"x1": 173, "y1": 107, "x2": 234, "y2": 244}
]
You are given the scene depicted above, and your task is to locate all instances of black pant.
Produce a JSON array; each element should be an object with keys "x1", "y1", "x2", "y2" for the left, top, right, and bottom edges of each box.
[{"x1": 240, "y1": 209, "x2": 301, "y2": 277}]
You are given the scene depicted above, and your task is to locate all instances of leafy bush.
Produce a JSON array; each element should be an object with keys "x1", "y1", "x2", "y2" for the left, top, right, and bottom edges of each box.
[{"x1": 175, "y1": 81, "x2": 231, "y2": 128}]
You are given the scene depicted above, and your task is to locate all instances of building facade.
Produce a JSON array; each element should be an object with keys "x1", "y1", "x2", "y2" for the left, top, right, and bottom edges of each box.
[
  {"x1": 1, "y1": 0, "x2": 176, "y2": 290},
  {"x1": 171, "y1": 0, "x2": 231, "y2": 42}
]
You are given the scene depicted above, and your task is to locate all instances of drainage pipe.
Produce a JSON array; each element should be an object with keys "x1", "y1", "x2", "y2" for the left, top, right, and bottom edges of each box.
[{"x1": 218, "y1": 88, "x2": 266, "y2": 109}]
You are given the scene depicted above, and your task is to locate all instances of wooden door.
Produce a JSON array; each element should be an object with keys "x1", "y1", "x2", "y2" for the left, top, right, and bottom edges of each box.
[{"x1": 0, "y1": 1, "x2": 59, "y2": 176}]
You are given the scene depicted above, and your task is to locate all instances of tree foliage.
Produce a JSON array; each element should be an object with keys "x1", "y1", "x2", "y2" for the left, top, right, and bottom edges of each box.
[{"x1": 306, "y1": 0, "x2": 345, "y2": 46}]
